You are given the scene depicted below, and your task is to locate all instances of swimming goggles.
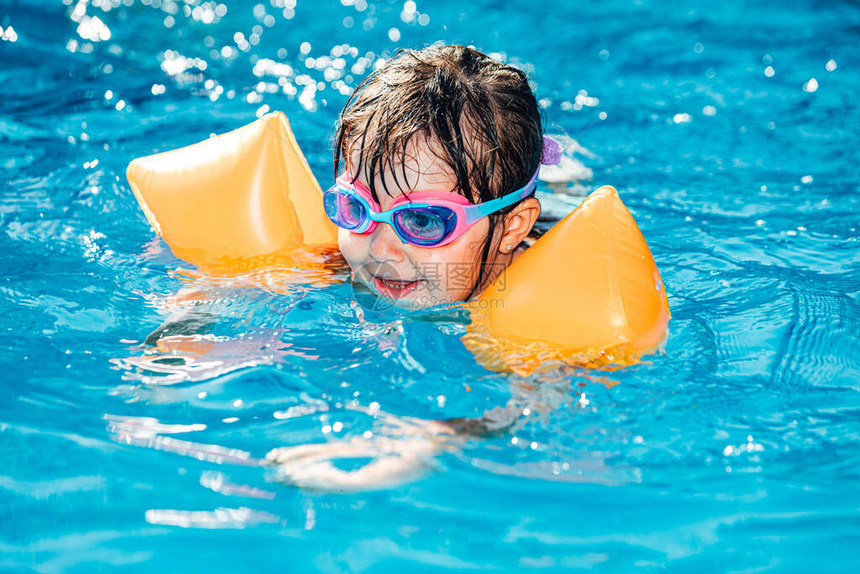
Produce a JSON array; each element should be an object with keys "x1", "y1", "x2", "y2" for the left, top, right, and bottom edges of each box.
[{"x1": 323, "y1": 168, "x2": 539, "y2": 248}]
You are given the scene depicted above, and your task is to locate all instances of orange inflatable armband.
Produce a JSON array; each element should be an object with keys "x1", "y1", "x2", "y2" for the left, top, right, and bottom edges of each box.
[
  {"x1": 127, "y1": 112, "x2": 338, "y2": 276},
  {"x1": 462, "y1": 186, "x2": 671, "y2": 375}
]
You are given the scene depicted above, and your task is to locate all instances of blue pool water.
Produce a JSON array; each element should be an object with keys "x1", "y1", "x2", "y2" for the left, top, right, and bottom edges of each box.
[{"x1": 2, "y1": 0, "x2": 860, "y2": 571}]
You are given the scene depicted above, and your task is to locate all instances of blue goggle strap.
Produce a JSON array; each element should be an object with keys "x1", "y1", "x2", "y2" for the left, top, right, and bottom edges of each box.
[{"x1": 462, "y1": 167, "x2": 540, "y2": 225}]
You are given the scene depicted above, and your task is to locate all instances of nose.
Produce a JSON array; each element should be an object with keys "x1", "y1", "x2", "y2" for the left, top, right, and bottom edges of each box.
[{"x1": 368, "y1": 222, "x2": 405, "y2": 263}]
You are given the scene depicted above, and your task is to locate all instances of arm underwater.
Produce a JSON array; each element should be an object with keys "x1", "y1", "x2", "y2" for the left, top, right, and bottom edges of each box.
[{"x1": 127, "y1": 112, "x2": 670, "y2": 376}]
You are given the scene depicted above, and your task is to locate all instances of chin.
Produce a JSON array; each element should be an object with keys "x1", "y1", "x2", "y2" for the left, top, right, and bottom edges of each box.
[{"x1": 377, "y1": 285, "x2": 458, "y2": 310}]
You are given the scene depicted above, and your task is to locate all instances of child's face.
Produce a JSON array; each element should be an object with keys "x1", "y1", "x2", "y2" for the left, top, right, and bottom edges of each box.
[{"x1": 338, "y1": 147, "x2": 494, "y2": 309}]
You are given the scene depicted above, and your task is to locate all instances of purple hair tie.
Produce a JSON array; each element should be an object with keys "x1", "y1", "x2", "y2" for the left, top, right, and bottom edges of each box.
[{"x1": 541, "y1": 135, "x2": 563, "y2": 166}]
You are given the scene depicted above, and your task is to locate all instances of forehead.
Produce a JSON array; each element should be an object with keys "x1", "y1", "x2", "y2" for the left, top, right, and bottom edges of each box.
[{"x1": 347, "y1": 136, "x2": 461, "y2": 199}]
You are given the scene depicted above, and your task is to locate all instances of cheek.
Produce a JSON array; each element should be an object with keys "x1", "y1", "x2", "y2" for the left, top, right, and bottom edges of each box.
[
  {"x1": 337, "y1": 228, "x2": 368, "y2": 268},
  {"x1": 448, "y1": 219, "x2": 491, "y2": 267},
  {"x1": 423, "y1": 220, "x2": 490, "y2": 300}
]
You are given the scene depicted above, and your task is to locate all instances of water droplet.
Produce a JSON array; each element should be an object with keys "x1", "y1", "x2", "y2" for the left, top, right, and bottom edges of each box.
[{"x1": 1, "y1": 25, "x2": 18, "y2": 42}]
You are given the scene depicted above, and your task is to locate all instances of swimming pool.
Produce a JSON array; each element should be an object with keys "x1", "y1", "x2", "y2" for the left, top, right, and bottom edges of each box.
[{"x1": 2, "y1": 0, "x2": 859, "y2": 571}]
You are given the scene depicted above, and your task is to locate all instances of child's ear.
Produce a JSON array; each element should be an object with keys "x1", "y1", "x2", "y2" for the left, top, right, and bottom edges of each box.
[{"x1": 498, "y1": 197, "x2": 541, "y2": 252}]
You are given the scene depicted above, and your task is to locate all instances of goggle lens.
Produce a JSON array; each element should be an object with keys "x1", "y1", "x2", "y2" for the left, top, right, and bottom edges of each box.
[
  {"x1": 324, "y1": 189, "x2": 366, "y2": 230},
  {"x1": 393, "y1": 207, "x2": 456, "y2": 246}
]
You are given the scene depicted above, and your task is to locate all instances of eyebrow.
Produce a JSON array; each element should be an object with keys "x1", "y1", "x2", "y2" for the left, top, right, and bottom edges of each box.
[{"x1": 344, "y1": 169, "x2": 464, "y2": 203}]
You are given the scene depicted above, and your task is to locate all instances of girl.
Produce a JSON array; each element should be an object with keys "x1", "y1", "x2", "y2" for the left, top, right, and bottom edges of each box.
[{"x1": 324, "y1": 44, "x2": 559, "y2": 309}]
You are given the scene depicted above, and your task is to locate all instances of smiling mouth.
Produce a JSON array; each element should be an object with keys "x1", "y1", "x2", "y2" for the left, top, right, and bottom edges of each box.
[{"x1": 372, "y1": 276, "x2": 422, "y2": 299}]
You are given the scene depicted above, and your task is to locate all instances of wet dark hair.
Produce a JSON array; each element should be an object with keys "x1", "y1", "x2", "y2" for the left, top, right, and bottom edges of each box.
[{"x1": 333, "y1": 44, "x2": 543, "y2": 296}]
